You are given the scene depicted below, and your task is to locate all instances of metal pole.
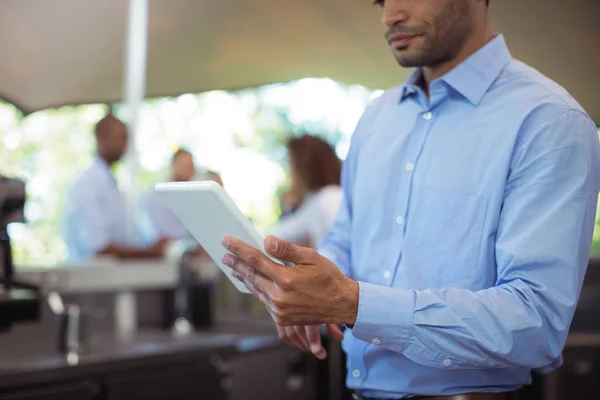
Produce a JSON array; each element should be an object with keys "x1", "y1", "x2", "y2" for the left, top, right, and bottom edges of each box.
[
  {"x1": 115, "y1": 0, "x2": 148, "y2": 340},
  {"x1": 122, "y1": 0, "x2": 148, "y2": 239}
]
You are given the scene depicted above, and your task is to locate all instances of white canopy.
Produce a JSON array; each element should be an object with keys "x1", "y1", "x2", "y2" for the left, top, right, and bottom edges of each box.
[{"x1": 0, "y1": 0, "x2": 598, "y2": 122}]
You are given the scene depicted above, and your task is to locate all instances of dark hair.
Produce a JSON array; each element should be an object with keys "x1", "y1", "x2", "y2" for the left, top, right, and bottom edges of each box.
[
  {"x1": 486, "y1": 0, "x2": 489, "y2": 6},
  {"x1": 287, "y1": 135, "x2": 341, "y2": 192}
]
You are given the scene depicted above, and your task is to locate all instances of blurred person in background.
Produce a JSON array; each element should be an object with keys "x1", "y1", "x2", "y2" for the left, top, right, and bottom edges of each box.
[
  {"x1": 141, "y1": 148, "x2": 198, "y2": 243},
  {"x1": 170, "y1": 147, "x2": 198, "y2": 182},
  {"x1": 62, "y1": 115, "x2": 168, "y2": 263},
  {"x1": 269, "y1": 135, "x2": 342, "y2": 249},
  {"x1": 279, "y1": 186, "x2": 302, "y2": 218}
]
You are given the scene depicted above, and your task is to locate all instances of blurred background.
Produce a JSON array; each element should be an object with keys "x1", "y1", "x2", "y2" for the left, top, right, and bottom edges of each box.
[
  {"x1": 2, "y1": 80, "x2": 600, "y2": 268},
  {"x1": 0, "y1": 1, "x2": 599, "y2": 400},
  {"x1": 0, "y1": 82, "x2": 378, "y2": 266}
]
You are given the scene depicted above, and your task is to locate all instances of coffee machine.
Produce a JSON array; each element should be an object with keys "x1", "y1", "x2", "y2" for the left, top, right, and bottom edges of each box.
[{"x1": 0, "y1": 175, "x2": 40, "y2": 331}]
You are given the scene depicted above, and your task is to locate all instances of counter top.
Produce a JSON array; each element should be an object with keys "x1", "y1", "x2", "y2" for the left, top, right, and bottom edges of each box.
[
  {"x1": 0, "y1": 315, "x2": 280, "y2": 391},
  {"x1": 15, "y1": 259, "x2": 178, "y2": 294}
]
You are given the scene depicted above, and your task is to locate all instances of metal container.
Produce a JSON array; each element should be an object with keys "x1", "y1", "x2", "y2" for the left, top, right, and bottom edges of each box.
[{"x1": 57, "y1": 304, "x2": 89, "y2": 354}]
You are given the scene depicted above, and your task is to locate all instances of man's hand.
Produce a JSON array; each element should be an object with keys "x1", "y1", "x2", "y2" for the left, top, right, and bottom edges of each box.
[
  {"x1": 276, "y1": 324, "x2": 344, "y2": 360},
  {"x1": 220, "y1": 235, "x2": 359, "y2": 326}
]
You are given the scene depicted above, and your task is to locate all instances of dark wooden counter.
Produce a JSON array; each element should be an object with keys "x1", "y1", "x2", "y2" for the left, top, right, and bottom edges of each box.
[{"x1": 0, "y1": 315, "x2": 294, "y2": 400}]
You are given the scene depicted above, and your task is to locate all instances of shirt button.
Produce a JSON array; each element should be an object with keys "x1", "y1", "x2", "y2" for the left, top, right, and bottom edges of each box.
[
  {"x1": 423, "y1": 111, "x2": 432, "y2": 120},
  {"x1": 383, "y1": 270, "x2": 392, "y2": 280},
  {"x1": 352, "y1": 369, "x2": 361, "y2": 378},
  {"x1": 405, "y1": 162, "x2": 414, "y2": 172},
  {"x1": 396, "y1": 216, "x2": 404, "y2": 225},
  {"x1": 371, "y1": 337, "x2": 381, "y2": 345},
  {"x1": 443, "y1": 359, "x2": 452, "y2": 366}
]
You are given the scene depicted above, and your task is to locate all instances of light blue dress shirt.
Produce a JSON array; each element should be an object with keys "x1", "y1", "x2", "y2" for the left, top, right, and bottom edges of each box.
[
  {"x1": 318, "y1": 35, "x2": 600, "y2": 398},
  {"x1": 62, "y1": 158, "x2": 128, "y2": 262}
]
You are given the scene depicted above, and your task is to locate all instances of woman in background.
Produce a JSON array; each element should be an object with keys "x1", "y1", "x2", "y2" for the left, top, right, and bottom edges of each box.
[{"x1": 270, "y1": 135, "x2": 342, "y2": 249}]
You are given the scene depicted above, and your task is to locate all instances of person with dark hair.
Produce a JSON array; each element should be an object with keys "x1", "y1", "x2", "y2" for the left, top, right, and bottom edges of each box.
[
  {"x1": 220, "y1": 0, "x2": 600, "y2": 399},
  {"x1": 141, "y1": 148, "x2": 200, "y2": 242},
  {"x1": 170, "y1": 148, "x2": 197, "y2": 182},
  {"x1": 62, "y1": 115, "x2": 168, "y2": 262},
  {"x1": 269, "y1": 135, "x2": 343, "y2": 249}
]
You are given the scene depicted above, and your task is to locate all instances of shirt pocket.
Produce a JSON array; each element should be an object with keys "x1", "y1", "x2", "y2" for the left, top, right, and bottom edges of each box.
[{"x1": 404, "y1": 186, "x2": 488, "y2": 286}]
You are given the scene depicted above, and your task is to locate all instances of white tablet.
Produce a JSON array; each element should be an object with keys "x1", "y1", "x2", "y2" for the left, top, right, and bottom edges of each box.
[{"x1": 155, "y1": 181, "x2": 284, "y2": 293}]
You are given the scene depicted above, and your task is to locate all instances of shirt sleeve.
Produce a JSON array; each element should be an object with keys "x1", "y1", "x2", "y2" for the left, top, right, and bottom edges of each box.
[{"x1": 351, "y1": 108, "x2": 600, "y2": 370}]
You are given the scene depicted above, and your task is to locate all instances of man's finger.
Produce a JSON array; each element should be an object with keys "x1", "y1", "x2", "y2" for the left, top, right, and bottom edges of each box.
[
  {"x1": 294, "y1": 325, "x2": 311, "y2": 352},
  {"x1": 327, "y1": 324, "x2": 345, "y2": 342},
  {"x1": 221, "y1": 236, "x2": 279, "y2": 280},
  {"x1": 264, "y1": 235, "x2": 316, "y2": 265},
  {"x1": 305, "y1": 325, "x2": 327, "y2": 360},
  {"x1": 223, "y1": 254, "x2": 275, "y2": 294},
  {"x1": 231, "y1": 269, "x2": 261, "y2": 298},
  {"x1": 276, "y1": 324, "x2": 293, "y2": 347},
  {"x1": 231, "y1": 270, "x2": 273, "y2": 313},
  {"x1": 284, "y1": 326, "x2": 309, "y2": 353}
]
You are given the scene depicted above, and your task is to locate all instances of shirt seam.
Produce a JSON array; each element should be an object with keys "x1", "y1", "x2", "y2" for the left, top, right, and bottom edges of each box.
[{"x1": 502, "y1": 66, "x2": 588, "y2": 116}]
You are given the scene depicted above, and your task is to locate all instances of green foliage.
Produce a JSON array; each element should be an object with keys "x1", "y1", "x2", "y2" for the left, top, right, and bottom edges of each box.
[
  {"x1": 591, "y1": 239, "x2": 600, "y2": 257},
  {"x1": 592, "y1": 201, "x2": 600, "y2": 258}
]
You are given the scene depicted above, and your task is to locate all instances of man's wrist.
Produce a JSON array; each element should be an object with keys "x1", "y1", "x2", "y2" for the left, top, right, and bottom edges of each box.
[{"x1": 338, "y1": 278, "x2": 359, "y2": 325}]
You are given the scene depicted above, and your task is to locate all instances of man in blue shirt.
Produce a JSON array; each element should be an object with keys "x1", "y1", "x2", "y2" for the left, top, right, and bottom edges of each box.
[
  {"x1": 63, "y1": 115, "x2": 168, "y2": 262},
  {"x1": 220, "y1": 0, "x2": 600, "y2": 398}
]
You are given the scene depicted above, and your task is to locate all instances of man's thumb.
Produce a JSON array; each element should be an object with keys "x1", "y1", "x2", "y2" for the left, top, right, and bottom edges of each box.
[{"x1": 265, "y1": 235, "x2": 308, "y2": 264}]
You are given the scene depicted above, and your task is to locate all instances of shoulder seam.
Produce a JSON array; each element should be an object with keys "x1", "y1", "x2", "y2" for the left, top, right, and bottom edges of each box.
[
  {"x1": 566, "y1": 109, "x2": 598, "y2": 131},
  {"x1": 502, "y1": 63, "x2": 575, "y2": 111}
]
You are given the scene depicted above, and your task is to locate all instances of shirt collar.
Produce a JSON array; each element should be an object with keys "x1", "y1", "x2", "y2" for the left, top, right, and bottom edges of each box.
[
  {"x1": 400, "y1": 34, "x2": 512, "y2": 105},
  {"x1": 400, "y1": 69, "x2": 423, "y2": 100},
  {"x1": 443, "y1": 34, "x2": 512, "y2": 105},
  {"x1": 93, "y1": 156, "x2": 118, "y2": 186}
]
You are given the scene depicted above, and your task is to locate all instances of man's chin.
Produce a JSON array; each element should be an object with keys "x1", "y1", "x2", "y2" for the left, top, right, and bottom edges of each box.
[
  {"x1": 394, "y1": 56, "x2": 421, "y2": 68},
  {"x1": 392, "y1": 49, "x2": 421, "y2": 68}
]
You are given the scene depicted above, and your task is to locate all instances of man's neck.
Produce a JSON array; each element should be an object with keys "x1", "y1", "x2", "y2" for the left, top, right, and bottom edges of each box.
[
  {"x1": 97, "y1": 155, "x2": 116, "y2": 168},
  {"x1": 421, "y1": 27, "x2": 494, "y2": 95}
]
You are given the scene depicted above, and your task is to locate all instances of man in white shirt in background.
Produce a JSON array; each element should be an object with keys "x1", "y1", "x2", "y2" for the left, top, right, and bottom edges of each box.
[{"x1": 62, "y1": 115, "x2": 168, "y2": 262}]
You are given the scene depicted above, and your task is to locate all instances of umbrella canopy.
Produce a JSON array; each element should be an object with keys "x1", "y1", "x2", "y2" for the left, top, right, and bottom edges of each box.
[{"x1": 0, "y1": 0, "x2": 598, "y2": 122}]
